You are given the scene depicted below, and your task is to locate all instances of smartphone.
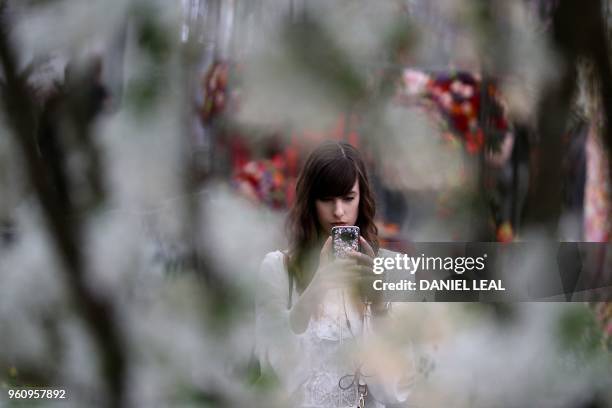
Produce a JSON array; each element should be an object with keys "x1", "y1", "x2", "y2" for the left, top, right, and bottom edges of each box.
[{"x1": 331, "y1": 226, "x2": 360, "y2": 259}]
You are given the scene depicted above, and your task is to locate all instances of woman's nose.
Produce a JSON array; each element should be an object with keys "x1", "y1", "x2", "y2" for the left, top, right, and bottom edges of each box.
[{"x1": 333, "y1": 199, "x2": 345, "y2": 218}]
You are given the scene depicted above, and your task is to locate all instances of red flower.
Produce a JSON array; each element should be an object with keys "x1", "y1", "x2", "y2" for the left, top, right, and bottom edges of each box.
[
  {"x1": 465, "y1": 129, "x2": 484, "y2": 154},
  {"x1": 453, "y1": 115, "x2": 469, "y2": 133}
]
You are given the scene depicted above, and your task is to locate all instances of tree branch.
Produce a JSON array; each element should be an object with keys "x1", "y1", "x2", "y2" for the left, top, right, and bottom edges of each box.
[{"x1": 0, "y1": 11, "x2": 127, "y2": 408}]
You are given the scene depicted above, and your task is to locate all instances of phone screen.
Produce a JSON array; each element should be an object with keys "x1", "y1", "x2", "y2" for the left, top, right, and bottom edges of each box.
[{"x1": 332, "y1": 226, "x2": 360, "y2": 259}]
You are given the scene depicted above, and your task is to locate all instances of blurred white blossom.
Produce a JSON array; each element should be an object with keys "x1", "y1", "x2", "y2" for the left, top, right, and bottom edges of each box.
[
  {"x1": 14, "y1": 0, "x2": 130, "y2": 60},
  {"x1": 202, "y1": 183, "x2": 285, "y2": 289},
  {"x1": 238, "y1": 38, "x2": 345, "y2": 133},
  {"x1": 377, "y1": 104, "x2": 464, "y2": 191}
]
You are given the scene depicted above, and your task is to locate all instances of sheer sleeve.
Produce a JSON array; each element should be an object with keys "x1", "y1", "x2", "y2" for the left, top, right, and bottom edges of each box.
[{"x1": 255, "y1": 251, "x2": 304, "y2": 393}]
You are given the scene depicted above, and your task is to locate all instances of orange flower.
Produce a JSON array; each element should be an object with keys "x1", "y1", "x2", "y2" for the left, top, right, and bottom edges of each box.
[{"x1": 496, "y1": 222, "x2": 514, "y2": 243}]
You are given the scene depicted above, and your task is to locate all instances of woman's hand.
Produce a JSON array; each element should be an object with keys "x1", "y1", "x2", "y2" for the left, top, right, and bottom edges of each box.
[
  {"x1": 315, "y1": 236, "x2": 379, "y2": 297},
  {"x1": 310, "y1": 236, "x2": 362, "y2": 293},
  {"x1": 347, "y1": 236, "x2": 375, "y2": 268},
  {"x1": 346, "y1": 237, "x2": 384, "y2": 307},
  {"x1": 289, "y1": 237, "x2": 356, "y2": 333},
  {"x1": 289, "y1": 237, "x2": 369, "y2": 334}
]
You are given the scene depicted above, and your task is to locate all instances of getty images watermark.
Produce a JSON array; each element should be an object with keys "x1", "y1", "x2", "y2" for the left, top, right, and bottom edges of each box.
[
  {"x1": 371, "y1": 252, "x2": 506, "y2": 292},
  {"x1": 369, "y1": 243, "x2": 612, "y2": 302}
]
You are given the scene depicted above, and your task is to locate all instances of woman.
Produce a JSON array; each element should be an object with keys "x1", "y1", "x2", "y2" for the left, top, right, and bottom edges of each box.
[{"x1": 256, "y1": 141, "x2": 409, "y2": 407}]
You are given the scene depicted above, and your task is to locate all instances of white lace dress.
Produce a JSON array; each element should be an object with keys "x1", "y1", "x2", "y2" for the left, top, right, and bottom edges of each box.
[{"x1": 255, "y1": 251, "x2": 409, "y2": 408}]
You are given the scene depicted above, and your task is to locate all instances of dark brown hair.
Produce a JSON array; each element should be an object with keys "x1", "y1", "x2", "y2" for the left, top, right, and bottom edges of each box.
[{"x1": 286, "y1": 141, "x2": 378, "y2": 292}]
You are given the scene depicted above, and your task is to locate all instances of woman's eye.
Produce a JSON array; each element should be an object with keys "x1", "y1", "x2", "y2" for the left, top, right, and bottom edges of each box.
[{"x1": 343, "y1": 196, "x2": 355, "y2": 202}]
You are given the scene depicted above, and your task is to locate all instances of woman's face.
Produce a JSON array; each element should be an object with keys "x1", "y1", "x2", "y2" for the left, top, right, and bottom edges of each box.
[{"x1": 315, "y1": 179, "x2": 360, "y2": 235}]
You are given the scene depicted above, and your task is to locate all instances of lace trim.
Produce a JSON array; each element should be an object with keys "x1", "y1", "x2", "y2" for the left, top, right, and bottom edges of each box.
[{"x1": 303, "y1": 371, "x2": 358, "y2": 407}]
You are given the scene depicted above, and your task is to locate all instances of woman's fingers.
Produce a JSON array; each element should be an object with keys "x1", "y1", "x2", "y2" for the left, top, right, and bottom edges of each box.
[
  {"x1": 328, "y1": 259, "x2": 356, "y2": 269},
  {"x1": 323, "y1": 260, "x2": 359, "y2": 283},
  {"x1": 359, "y1": 236, "x2": 376, "y2": 257},
  {"x1": 319, "y1": 260, "x2": 378, "y2": 290},
  {"x1": 327, "y1": 261, "x2": 372, "y2": 277},
  {"x1": 347, "y1": 250, "x2": 373, "y2": 267},
  {"x1": 322, "y1": 259, "x2": 355, "y2": 278}
]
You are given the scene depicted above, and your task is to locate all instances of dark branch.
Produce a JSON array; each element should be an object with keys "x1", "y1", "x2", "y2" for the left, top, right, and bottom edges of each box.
[{"x1": 0, "y1": 10, "x2": 127, "y2": 408}]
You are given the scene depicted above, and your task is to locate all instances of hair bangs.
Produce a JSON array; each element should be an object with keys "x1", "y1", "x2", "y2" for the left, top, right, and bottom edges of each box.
[{"x1": 312, "y1": 158, "x2": 357, "y2": 199}]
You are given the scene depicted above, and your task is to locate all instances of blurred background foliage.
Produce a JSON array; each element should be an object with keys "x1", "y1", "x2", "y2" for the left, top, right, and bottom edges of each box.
[{"x1": 0, "y1": 0, "x2": 611, "y2": 407}]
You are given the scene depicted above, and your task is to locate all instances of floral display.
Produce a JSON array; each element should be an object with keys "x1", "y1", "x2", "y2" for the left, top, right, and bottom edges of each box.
[
  {"x1": 400, "y1": 69, "x2": 510, "y2": 156},
  {"x1": 234, "y1": 153, "x2": 294, "y2": 209},
  {"x1": 399, "y1": 69, "x2": 517, "y2": 242}
]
